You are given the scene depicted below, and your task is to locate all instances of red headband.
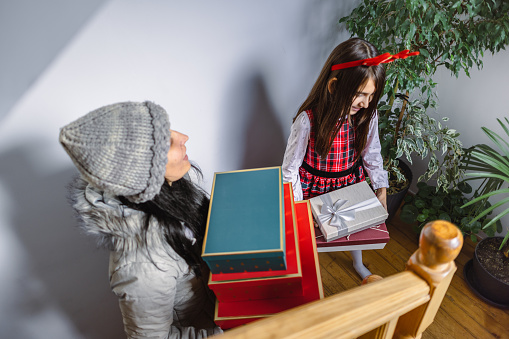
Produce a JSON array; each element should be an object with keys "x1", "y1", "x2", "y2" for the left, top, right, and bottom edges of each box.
[{"x1": 331, "y1": 49, "x2": 420, "y2": 71}]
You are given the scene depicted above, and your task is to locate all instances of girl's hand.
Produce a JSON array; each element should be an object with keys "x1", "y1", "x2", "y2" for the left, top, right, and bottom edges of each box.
[{"x1": 375, "y1": 187, "x2": 387, "y2": 211}]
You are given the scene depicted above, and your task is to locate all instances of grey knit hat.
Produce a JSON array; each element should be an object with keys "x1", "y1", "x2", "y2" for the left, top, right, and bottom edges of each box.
[{"x1": 59, "y1": 101, "x2": 171, "y2": 203}]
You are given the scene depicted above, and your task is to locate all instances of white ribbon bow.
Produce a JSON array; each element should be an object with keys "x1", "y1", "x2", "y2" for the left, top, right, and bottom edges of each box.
[{"x1": 318, "y1": 195, "x2": 381, "y2": 230}]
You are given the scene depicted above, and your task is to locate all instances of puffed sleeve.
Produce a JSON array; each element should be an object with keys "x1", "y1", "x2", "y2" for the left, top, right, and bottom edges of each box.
[
  {"x1": 110, "y1": 261, "x2": 222, "y2": 339},
  {"x1": 282, "y1": 112, "x2": 310, "y2": 201},
  {"x1": 361, "y1": 111, "x2": 389, "y2": 190}
]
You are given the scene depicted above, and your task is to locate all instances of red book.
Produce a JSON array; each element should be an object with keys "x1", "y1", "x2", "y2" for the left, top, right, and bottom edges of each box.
[
  {"x1": 208, "y1": 183, "x2": 303, "y2": 302},
  {"x1": 214, "y1": 200, "x2": 324, "y2": 329},
  {"x1": 315, "y1": 223, "x2": 390, "y2": 252}
]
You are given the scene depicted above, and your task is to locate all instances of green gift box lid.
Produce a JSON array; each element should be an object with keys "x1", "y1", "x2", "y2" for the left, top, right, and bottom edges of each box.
[{"x1": 202, "y1": 166, "x2": 285, "y2": 266}]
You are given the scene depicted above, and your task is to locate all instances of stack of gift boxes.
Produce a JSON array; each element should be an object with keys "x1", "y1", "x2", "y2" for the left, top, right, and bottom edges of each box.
[
  {"x1": 201, "y1": 167, "x2": 323, "y2": 329},
  {"x1": 201, "y1": 166, "x2": 389, "y2": 329}
]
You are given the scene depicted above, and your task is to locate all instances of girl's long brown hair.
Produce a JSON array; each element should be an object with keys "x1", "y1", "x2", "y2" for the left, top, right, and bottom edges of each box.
[{"x1": 295, "y1": 38, "x2": 386, "y2": 159}]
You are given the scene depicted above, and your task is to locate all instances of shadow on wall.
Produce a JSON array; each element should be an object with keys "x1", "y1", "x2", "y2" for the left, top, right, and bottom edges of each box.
[
  {"x1": 299, "y1": 0, "x2": 356, "y2": 80},
  {"x1": 0, "y1": 143, "x2": 124, "y2": 339},
  {"x1": 220, "y1": 70, "x2": 287, "y2": 171},
  {"x1": 241, "y1": 73, "x2": 287, "y2": 169},
  {"x1": 219, "y1": 1, "x2": 356, "y2": 173},
  {"x1": 0, "y1": 0, "x2": 109, "y2": 122}
]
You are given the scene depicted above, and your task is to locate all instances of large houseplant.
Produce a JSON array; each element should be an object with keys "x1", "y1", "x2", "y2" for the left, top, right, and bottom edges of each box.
[
  {"x1": 461, "y1": 118, "x2": 509, "y2": 307},
  {"x1": 339, "y1": 0, "x2": 509, "y2": 199}
]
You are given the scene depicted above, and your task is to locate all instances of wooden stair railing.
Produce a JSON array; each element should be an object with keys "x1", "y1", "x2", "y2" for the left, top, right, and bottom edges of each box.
[{"x1": 216, "y1": 220, "x2": 463, "y2": 339}]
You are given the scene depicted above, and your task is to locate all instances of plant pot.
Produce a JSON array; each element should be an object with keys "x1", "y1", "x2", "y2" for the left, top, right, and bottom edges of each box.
[
  {"x1": 386, "y1": 158, "x2": 413, "y2": 221},
  {"x1": 464, "y1": 236, "x2": 509, "y2": 308}
]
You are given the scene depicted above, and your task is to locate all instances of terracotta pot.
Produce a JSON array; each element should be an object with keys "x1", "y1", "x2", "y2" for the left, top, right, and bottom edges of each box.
[
  {"x1": 471, "y1": 236, "x2": 509, "y2": 305},
  {"x1": 386, "y1": 158, "x2": 413, "y2": 221}
]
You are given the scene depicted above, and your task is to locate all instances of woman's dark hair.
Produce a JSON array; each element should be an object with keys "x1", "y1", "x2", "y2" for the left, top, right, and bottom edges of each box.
[
  {"x1": 295, "y1": 37, "x2": 386, "y2": 158},
  {"x1": 119, "y1": 165, "x2": 209, "y2": 276}
]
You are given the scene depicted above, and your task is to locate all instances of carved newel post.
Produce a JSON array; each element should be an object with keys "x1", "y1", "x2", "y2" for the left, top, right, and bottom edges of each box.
[{"x1": 395, "y1": 220, "x2": 463, "y2": 339}]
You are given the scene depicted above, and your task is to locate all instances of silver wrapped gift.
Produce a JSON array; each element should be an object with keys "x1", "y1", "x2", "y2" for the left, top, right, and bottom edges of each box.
[{"x1": 309, "y1": 181, "x2": 388, "y2": 242}]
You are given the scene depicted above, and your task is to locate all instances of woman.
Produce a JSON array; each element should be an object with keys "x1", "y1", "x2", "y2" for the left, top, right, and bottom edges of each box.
[{"x1": 59, "y1": 101, "x2": 222, "y2": 338}]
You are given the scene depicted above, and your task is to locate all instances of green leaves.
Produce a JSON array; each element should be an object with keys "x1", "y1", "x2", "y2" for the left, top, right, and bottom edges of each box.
[
  {"x1": 400, "y1": 180, "x2": 493, "y2": 236},
  {"x1": 419, "y1": 48, "x2": 430, "y2": 58},
  {"x1": 461, "y1": 118, "x2": 509, "y2": 249},
  {"x1": 383, "y1": 96, "x2": 464, "y2": 191},
  {"x1": 339, "y1": 0, "x2": 509, "y2": 192},
  {"x1": 339, "y1": 0, "x2": 509, "y2": 186},
  {"x1": 432, "y1": 196, "x2": 444, "y2": 208},
  {"x1": 339, "y1": 3, "x2": 509, "y2": 249}
]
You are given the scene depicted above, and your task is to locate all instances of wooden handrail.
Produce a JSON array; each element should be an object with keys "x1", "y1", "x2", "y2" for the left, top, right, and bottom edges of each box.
[
  {"x1": 394, "y1": 220, "x2": 463, "y2": 338},
  {"x1": 216, "y1": 220, "x2": 463, "y2": 339},
  {"x1": 218, "y1": 271, "x2": 429, "y2": 339}
]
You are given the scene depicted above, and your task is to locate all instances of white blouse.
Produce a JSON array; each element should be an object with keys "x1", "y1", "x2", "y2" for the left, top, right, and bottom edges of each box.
[{"x1": 282, "y1": 111, "x2": 389, "y2": 201}]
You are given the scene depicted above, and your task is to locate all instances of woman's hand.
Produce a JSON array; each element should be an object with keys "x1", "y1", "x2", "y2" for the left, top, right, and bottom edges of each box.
[{"x1": 375, "y1": 187, "x2": 387, "y2": 211}]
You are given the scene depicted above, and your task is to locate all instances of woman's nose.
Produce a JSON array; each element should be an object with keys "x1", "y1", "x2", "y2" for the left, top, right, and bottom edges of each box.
[
  {"x1": 172, "y1": 130, "x2": 189, "y2": 144},
  {"x1": 181, "y1": 133, "x2": 189, "y2": 144}
]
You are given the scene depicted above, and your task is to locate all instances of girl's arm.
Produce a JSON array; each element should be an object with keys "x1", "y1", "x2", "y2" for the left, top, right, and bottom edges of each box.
[
  {"x1": 282, "y1": 112, "x2": 310, "y2": 201},
  {"x1": 361, "y1": 112, "x2": 388, "y2": 210},
  {"x1": 361, "y1": 112, "x2": 389, "y2": 187}
]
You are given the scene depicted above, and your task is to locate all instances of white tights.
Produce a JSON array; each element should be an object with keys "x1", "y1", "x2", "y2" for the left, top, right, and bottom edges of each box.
[{"x1": 350, "y1": 250, "x2": 371, "y2": 279}]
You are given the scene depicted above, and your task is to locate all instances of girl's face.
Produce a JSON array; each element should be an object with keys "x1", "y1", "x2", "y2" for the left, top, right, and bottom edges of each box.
[
  {"x1": 350, "y1": 78, "x2": 376, "y2": 116},
  {"x1": 164, "y1": 130, "x2": 192, "y2": 183}
]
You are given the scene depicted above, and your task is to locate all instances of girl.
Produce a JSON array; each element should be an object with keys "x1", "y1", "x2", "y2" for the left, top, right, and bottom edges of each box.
[
  {"x1": 282, "y1": 37, "x2": 388, "y2": 206},
  {"x1": 60, "y1": 101, "x2": 222, "y2": 338},
  {"x1": 282, "y1": 38, "x2": 417, "y2": 278}
]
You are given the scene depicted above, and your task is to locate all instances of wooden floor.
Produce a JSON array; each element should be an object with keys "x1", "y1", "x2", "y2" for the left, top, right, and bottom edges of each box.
[{"x1": 318, "y1": 212, "x2": 509, "y2": 339}]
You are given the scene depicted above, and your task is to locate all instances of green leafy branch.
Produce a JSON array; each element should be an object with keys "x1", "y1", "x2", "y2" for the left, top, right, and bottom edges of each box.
[{"x1": 340, "y1": 0, "x2": 509, "y2": 191}]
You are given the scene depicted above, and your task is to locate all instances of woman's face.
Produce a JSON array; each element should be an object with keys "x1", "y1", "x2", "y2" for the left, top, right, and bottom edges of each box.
[
  {"x1": 164, "y1": 130, "x2": 192, "y2": 183},
  {"x1": 350, "y1": 78, "x2": 376, "y2": 115}
]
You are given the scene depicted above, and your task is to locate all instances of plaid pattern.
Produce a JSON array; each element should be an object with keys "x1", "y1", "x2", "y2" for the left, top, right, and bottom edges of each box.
[{"x1": 299, "y1": 110, "x2": 365, "y2": 199}]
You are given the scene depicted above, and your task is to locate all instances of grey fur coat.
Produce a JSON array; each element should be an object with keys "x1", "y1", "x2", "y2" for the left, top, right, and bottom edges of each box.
[{"x1": 71, "y1": 178, "x2": 222, "y2": 339}]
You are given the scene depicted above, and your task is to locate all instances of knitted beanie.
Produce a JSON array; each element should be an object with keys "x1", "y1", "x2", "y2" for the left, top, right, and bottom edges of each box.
[{"x1": 59, "y1": 101, "x2": 171, "y2": 203}]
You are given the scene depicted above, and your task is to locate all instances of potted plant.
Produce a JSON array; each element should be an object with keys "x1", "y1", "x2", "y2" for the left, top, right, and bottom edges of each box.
[
  {"x1": 461, "y1": 118, "x2": 509, "y2": 307},
  {"x1": 399, "y1": 180, "x2": 494, "y2": 238},
  {"x1": 339, "y1": 0, "x2": 509, "y2": 217}
]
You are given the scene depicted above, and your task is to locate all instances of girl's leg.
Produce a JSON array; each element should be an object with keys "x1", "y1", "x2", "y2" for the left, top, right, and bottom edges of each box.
[{"x1": 350, "y1": 250, "x2": 371, "y2": 279}]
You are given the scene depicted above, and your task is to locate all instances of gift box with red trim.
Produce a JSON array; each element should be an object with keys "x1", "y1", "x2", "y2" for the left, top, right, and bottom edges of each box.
[
  {"x1": 208, "y1": 182, "x2": 302, "y2": 302},
  {"x1": 315, "y1": 223, "x2": 389, "y2": 252},
  {"x1": 214, "y1": 199, "x2": 323, "y2": 329}
]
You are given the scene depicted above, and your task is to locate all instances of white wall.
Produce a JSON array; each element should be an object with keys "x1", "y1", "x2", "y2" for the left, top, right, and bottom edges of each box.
[{"x1": 0, "y1": 1, "x2": 507, "y2": 337}]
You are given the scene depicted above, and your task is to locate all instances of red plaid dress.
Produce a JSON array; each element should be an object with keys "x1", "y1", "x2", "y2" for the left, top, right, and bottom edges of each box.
[{"x1": 299, "y1": 110, "x2": 365, "y2": 199}]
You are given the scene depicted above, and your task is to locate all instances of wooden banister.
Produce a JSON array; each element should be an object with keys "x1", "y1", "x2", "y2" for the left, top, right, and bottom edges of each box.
[
  {"x1": 393, "y1": 220, "x2": 463, "y2": 338},
  {"x1": 216, "y1": 220, "x2": 463, "y2": 339}
]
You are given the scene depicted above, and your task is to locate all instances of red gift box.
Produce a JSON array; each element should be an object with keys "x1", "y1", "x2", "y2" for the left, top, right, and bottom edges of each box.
[
  {"x1": 208, "y1": 182, "x2": 303, "y2": 302},
  {"x1": 214, "y1": 199, "x2": 324, "y2": 329},
  {"x1": 315, "y1": 223, "x2": 390, "y2": 252}
]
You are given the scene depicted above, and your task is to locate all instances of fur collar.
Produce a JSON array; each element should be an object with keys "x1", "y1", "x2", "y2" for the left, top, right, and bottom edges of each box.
[{"x1": 69, "y1": 177, "x2": 170, "y2": 252}]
